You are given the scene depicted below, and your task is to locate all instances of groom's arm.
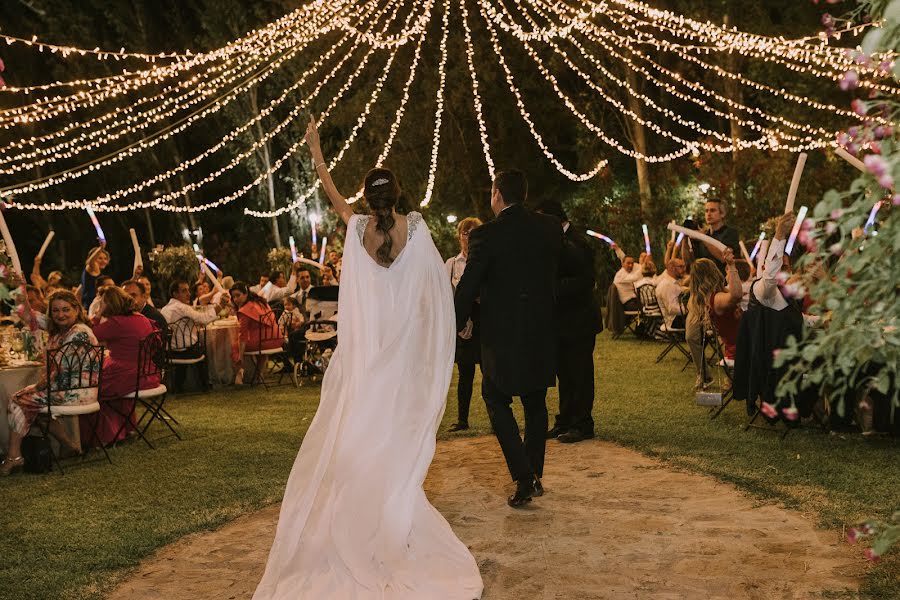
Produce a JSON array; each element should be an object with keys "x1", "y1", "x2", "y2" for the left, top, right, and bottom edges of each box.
[{"x1": 454, "y1": 226, "x2": 489, "y2": 332}]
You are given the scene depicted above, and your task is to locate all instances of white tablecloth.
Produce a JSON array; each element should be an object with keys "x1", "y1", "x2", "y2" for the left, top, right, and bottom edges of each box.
[
  {"x1": 206, "y1": 319, "x2": 240, "y2": 386},
  {"x1": 0, "y1": 361, "x2": 44, "y2": 451}
]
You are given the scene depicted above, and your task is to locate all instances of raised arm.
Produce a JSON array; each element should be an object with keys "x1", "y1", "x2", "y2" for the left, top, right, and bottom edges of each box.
[
  {"x1": 30, "y1": 255, "x2": 48, "y2": 289},
  {"x1": 305, "y1": 115, "x2": 353, "y2": 225},
  {"x1": 713, "y1": 248, "x2": 743, "y2": 314}
]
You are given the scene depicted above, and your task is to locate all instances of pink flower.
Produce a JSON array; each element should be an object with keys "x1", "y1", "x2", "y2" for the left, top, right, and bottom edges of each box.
[
  {"x1": 0, "y1": 57, "x2": 4, "y2": 72},
  {"x1": 885, "y1": 325, "x2": 897, "y2": 334},
  {"x1": 821, "y1": 13, "x2": 835, "y2": 28},
  {"x1": 854, "y1": 51, "x2": 871, "y2": 66},
  {"x1": 829, "y1": 243, "x2": 844, "y2": 256},
  {"x1": 0, "y1": 264, "x2": 6, "y2": 278},
  {"x1": 830, "y1": 209, "x2": 844, "y2": 220},
  {"x1": 802, "y1": 218, "x2": 815, "y2": 231},
  {"x1": 839, "y1": 70, "x2": 858, "y2": 91},
  {"x1": 846, "y1": 142, "x2": 859, "y2": 155},
  {"x1": 851, "y1": 99, "x2": 868, "y2": 116},
  {"x1": 847, "y1": 528, "x2": 860, "y2": 544},
  {"x1": 864, "y1": 154, "x2": 888, "y2": 177},
  {"x1": 847, "y1": 126, "x2": 860, "y2": 139},
  {"x1": 864, "y1": 548, "x2": 880, "y2": 563},
  {"x1": 0, "y1": 75, "x2": 5, "y2": 90},
  {"x1": 836, "y1": 132, "x2": 850, "y2": 146},
  {"x1": 873, "y1": 125, "x2": 892, "y2": 139},
  {"x1": 877, "y1": 173, "x2": 894, "y2": 189},
  {"x1": 879, "y1": 59, "x2": 893, "y2": 75},
  {"x1": 772, "y1": 349, "x2": 782, "y2": 361},
  {"x1": 825, "y1": 221, "x2": 838, "y2": 235},
  {"x1": 782, "y1": 406, "x2": 799, "y2": 421},
  {"x1": 761, "y1": 402, "x2": 778, "y2": 419},
  {"x1": 893, "y1": 194, "x2": 900, "y2": 206}
]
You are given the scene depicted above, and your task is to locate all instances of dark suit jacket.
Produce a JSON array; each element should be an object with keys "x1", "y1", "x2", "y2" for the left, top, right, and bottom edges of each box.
[
  {"x1": 141, "y1": 303, "x2": 169, "y2": 333},
  {"x1": 557, "y1": 226, "x2": 602, "y2": 339},
  {"x1": 455, "y1": 203, "x2": 562, "y2": 395}
]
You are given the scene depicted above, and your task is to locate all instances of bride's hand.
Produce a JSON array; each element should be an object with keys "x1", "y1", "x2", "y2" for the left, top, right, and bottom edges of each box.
[{"x1": 305, "y1": 115, "x2": 321, "y2": 153}]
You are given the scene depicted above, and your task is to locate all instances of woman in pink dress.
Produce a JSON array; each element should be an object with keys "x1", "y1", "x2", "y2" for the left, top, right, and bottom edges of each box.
[
  {"x1": 87, "y1": 286, "x2": 160, "y2": 446},
  {"x1": 688, "y1": 249, "x2": 743, "y2": 360},
  {"x1": 229, "y1": 282, "x2": 283, "y2": 384}
]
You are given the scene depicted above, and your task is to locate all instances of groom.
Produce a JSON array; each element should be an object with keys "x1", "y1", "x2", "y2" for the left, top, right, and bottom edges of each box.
[{"x1": 454, "y1": 169, "x2": 562, "y2": 508}]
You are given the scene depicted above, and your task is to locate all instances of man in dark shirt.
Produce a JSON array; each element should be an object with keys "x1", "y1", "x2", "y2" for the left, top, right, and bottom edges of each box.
[
  {"x1": 683, "y1": 198, "x2": 742, "y2": 389},
  {"x1": 122, "y1": 279, "x2": 168, "y2": 332}
]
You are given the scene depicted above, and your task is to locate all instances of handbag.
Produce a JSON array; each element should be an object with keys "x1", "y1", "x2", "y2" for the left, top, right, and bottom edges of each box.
[{"x1": 21, "y1": 435, "x2": 52, "y2": 474}]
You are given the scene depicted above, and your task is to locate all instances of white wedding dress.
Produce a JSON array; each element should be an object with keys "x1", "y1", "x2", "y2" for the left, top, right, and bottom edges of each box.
[{"x1": 253, "y1": 212, "x2": 484, "y2": 600}]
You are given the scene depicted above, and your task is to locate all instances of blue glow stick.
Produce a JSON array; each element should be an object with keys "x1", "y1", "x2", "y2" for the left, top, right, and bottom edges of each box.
[
  {"x1": 203, "y1": 257, "x2": 220, "y2": 273},
  {"x1": 586, "y1": 230, "x2": 615, "y2": 245},
  {"x1": 864, "y1": 201, "x2": 883, "y2": 233},
  {"x1": 642, "y1": 224, "x2": 651, "y2": 255},
  {"x1": 86, "y1": 207, "x2": 105, "y2": 242},
  {"x1": 785, "y1": 206, "x2": 808, "y2": 254},
  {"x1": 289, "y1": 236, "x2": 298, "y2": 262},
  {"x1": 749, "y1": 232, "x2": 766, "y2": 260}
]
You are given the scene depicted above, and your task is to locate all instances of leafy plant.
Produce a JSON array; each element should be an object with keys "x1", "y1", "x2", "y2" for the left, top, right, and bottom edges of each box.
[
  {"x1": 266, "y1": 248, "x2": 292, "y2": 278},
  {"x1": 148, "y1": 245, "x2": 200, "y2": 296}
]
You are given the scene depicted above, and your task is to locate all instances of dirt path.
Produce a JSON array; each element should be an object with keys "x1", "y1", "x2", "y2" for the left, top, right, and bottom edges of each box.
[{"x1": 108, "y1": 437, "x2": 863, "y2": 599}]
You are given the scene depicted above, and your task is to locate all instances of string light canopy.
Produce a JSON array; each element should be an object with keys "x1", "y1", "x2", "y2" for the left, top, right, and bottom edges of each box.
[{"x1": 0, "y1": 0, "x2": 894, "y2": 217}]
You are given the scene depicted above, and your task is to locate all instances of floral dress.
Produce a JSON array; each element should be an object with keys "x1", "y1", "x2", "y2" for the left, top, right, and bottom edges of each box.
[{"x1": 7, "y1": 324, "x2": 99, "y2": 437}]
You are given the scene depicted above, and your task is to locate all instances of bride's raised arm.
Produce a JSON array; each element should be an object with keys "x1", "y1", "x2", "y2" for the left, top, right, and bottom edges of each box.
[{"x1": 305, "y1": 115, "x2": 354, "y2": 225}]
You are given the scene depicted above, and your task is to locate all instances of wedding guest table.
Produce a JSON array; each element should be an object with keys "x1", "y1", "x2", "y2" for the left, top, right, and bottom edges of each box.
[
  {"x1": 206, "y1": 317, "x2": 240, "y2": 386},
  {"x1": 0, "y1": 359, "x2": 44, "y2": 452}
]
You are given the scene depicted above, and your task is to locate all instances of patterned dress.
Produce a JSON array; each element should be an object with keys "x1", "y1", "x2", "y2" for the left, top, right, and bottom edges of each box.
[{"x1": 7, "y1": 324, "x2": 99, "y2": 437}]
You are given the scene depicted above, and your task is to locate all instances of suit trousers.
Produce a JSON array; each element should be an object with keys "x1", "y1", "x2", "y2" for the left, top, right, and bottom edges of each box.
[
  {"x1": 554, "y1": 335, "x2": 596, "y2": 435},
  {"x1": 481, "y1": 375, "x2": 548, "y2": 483}
]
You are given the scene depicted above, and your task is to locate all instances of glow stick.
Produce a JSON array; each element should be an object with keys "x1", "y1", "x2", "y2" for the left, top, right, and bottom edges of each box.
[
  {"x1": 784, "y1": 153, "x2": 807, "y2": 213},
  {"x1": 203, "y1": 257, "x2": 221, "y2": 273},
  {"x1": 864, "y1": 200, "x2": 883, "y2": 233},
  {"x1": 586, "y1": 230, "x2": 614, "y2": 245},
  {"x1": 785, "y1": 206, "x2": 809, "y2": 254},
  {"x1": 834, "y1": 147, "x2": 867, "y2": 173},
  {"x1": 36, "y1": 231, "x2": 55, "y2": 259},
  {"x1": 129, "y1": 228, "x2": 143, "y2": 271},
  {"x1": 738, "y1": 241, "x2": 752, "y2": 265},
  {"x1": 675, "y1": 232, "x2": 685, "y2": 245},
  {"x1": 642, "y1": 224, "x2": 651, "y2": 255},
  {"x1": 86, "y1": 207, "x2": 105, "y2": 242},
  {"x1": 749, "y1": 232, "x2": 766, "y2": 261},
  {"x1": 296, "y1": 258, "x2": 323, "y2": 270},
  {"x1": 666, "y1": 222, "x2": 727, "y2": 253},
  {"x1": 198, "y1": 257, "x2": 223, "y2": 291},
  {"x1": 289, "y1": 236, "x2": 297, "y2": 262},
  {"x1": 319, "y1": 237, "x2": 327, "y2": 264},
  {"x1": 192, "y1": 243, "x2": 201, "y2": 255},
  {"x1": 0, "y1": 208, "x2": 22, "y2": 273},
  {"x1": 309, "y1": 214, "x2": 318, "y2": 246}
]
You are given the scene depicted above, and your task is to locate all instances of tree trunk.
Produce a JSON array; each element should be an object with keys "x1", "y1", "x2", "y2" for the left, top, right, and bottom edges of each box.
[
  {"x1": 723, "y1": 12, "x2": 744, "y2": 208},
  {"x1": 625, "y1": 67, "x2": 652, "y2": 218},
  {"x1": 249, "y1": 88, "x2": 281, "y2": 248}
]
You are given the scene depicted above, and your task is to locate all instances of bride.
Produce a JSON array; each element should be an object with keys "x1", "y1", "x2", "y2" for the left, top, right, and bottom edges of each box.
[{"x1": 252, "y1": 116, "x2": 484, "y2": 600}]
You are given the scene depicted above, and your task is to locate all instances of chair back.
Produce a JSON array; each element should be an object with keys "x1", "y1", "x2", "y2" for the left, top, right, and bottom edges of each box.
[
  {"x1": 168, "y1": 316, "x2": 206, "y2": 354},
  {"x1": 45, "y1": 340, "x2": 104, "y2": 406},
  {"x1": 637, "y1": 284, "x2": 661, "y2": 315},
  {"x1": 137, "y1": 329, "x2": 167, "y2": 383},
  {"x1": 257, "y1": 309, "x2": 284, "y2": 347}
]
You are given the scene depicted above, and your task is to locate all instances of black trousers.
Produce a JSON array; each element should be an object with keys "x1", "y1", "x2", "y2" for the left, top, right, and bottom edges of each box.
[
  {"x1": 456, "y1": 362, "x2": 478, "y2": 425},
  {"x1": 481, "y1": 375, "x2": 548, "y2": 482},
  {"x1": 554, "y1": 335, "x2": 596, "y2": 435}
]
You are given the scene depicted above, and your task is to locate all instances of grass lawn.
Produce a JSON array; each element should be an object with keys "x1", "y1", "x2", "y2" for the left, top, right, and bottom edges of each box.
[{"x1": 1, "y1": 332, "x2": 897, "y2": 599}]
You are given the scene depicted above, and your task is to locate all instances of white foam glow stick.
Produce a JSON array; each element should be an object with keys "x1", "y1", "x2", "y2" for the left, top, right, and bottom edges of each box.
[
  {"x1": 784, "y1": 153, "x2": 808, "y2": 213},
  {"x1": 86, "y1": 207, "x2": 105, "y2": 242},
  {"x1": 749, "y1": 232, "x2": 766, "y2": 261},
  {"x1": 36, "y1": 231, "x2": 55, "y2": 259},
  {"x1": 642, "y1": 224, "x2": 651, "y2": 255},
  {"x1": 198, "y1": 257, "x2": 224, "y2": 291},
  {"x1": 319, "y1": 237, "x2": 327, "y2": 264},
  {"x1": 203, "y1": 257, "x2": 221, "y2": 273},
  {"x1": 739, "y1": 241, "x2": 752, "y2": 265},
  {"x1": 289, "y1": 236, "x2": 297, "y2": 262},
  {"x1": 586, "y1": 230, "x2": 615, "y2": 245},
  {"x1": 864, "y1": 200, "x2": 883, "y2": 233},
  {"x1": 785, "y1": 206, "x2": 809, "y2": 254},
  {"x1": 309, "y1": 215, "x2": 318, "y2": 246},
  {"x1": 129, "y1": 228, "x2": 143, "y2": 271},
  {"x1": 834, "y1": 147, "x2": 867, "y2": 173},
  {"x1": 0, "y1": 208, "x2": 22, "y2": 273},
  {"x1": 666, "y1": 222, "x2": 727, "y2": 253},
  {"x1": 296, "y1": 258, "x2": 323, "y2": 270},
  {"x1": 192, "y1": 243, "x2": 201, "y2": 255},
  {"x1": 675, "y1": 232, "x2": 685, "y2": 245}
]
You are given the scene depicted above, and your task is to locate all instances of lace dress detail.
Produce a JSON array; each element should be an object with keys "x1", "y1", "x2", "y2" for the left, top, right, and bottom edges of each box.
[{"x1": 355, "y1": 212, "x2": 423, "y2": 245}]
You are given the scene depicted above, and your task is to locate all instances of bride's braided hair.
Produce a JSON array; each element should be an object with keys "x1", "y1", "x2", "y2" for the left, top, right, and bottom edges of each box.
[{"x1": 363, "y1": 168, "x2": 401, "y2": 265}]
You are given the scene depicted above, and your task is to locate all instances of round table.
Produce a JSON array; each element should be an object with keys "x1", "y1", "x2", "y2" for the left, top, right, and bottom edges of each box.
[
  {"x1": 0, "y1": 360, "x2": 44, "y2": 452},
  {"x1": 206, "y1": 319, "x2": 240, "y2": 386}
]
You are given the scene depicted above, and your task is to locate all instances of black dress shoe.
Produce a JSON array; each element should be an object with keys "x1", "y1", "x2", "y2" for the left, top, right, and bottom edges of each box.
[
  {"x1": 532, "y1": 476, "x2": 544, "y2": 497},
  {"x1": 448, "y1": 423, "x2": 469, "y2": 432},
  {"x1": 507, "y1": 480, "x2": 534, "y2": 508},
  {"x1": 545, "y1": 425, "x2": 564, "y2": 440},
  {"x1": 557, "y1": 430, "x2": 594, "y2": 444}
]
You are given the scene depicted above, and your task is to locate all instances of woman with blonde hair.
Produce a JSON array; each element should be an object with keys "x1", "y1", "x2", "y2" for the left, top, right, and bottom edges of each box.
[
  {"x1": 688, "y1": 248, "x2": 743, "y2": 374},
  {"x1": 80, "y1": 245, "x2": 111, "y2": 310},
  {"x1": 445, "y1": 217, "x2": 483, "y2": 432}
]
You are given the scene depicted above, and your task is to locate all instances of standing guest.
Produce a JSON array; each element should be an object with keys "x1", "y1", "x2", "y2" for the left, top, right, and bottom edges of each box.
[
  {"x1": 445, "y1": 216, "x2": 483, "y2": 433},
  {"x1": 1, "y1": 290, "x2": 97, "y2": 475},
  {"x1": 79, "y1": 246, "x2": 111, "y2": 310},
  {"x1": 24, "y1": 285, "x2": 49, "y2": 330},
  {"x1": 454, "y1": 169, "x2": 562, "y2": 508},
  {"x1": 88, "y1": 286, "x2": 159, "y2": 446},
  {"x1": 538, "y1": 201, "x2": 602, "y2": 444},
  {"x1": 688, "y1": 250, "x2": 743, "y2": 388},
  {"x1": 290, "y1": 268, "x2": 313, "y2": 319},
  {"x1": 735, "y1": 259, "x2": 753, "y2": 312},
  {"x1": 122, "y1": 279, "x2": 168, "y2": 332},
  {"x1": 612, "y1": 255, "x2": 643, "y2": 311},
  {"x1": 230, "y1": 281, "x2": 283, "y2": 383},
  {"x1": 87, "y1": 276, "x2": 115, "y2": 320},
  {"x1": 30, "y1": 255, "x2": 63, "y2": 294},
  {"x1": 260, "y1": 266, "x2": 299, "y2": 303},
  {"x1": 655, "y1": 258, "x2": 688, "y2": 329},
  {"x1": 321, "y1": 265, "x2": 338, "y2": 286}
]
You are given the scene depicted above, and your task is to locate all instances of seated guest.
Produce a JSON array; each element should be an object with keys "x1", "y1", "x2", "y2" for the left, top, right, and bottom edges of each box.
[
  {"x1": 80, "y1": 246, "x2": 111, "y2": 310},
  {"x1": 23, "y1": 285, "x2": 49, "y2": 331},
  {"x1": 88, "y1": 287, "x2": 159, "y2": 446},
  {"x1": 634, "y1": 259, "x2": 659, "y2": 290},
  {"x1": 278, "y1": 295, "x2": 305, "y2": 334},
  {"x1": 259, "y1": 266, "x2": 299, "y2": 303},
  {"x1": 250, "y1": 275, "x2": 269, "y2": 295},
  {"x1": 688, "y1": 249, "x2": 743, "y2": 367},
  {"x1": 1, "y1": 290, "x2": 97, "y2": 475},
  {"x1": 230, "y1": 282, "x2": 284, "y2": 383},
  {"x1": 87, "y1": 276, "x2": 115, "y2": 320},
  {"x1": 160, "y1": 280, "x2": 220, "y2": 336},
  {"x1": 290, "y1": 268, "x2": 313, "y2": 319},
  {"x1": 655, "y1": 258, "x2": 687, "y2": 329},
  {"x1": 137, "y1": 275, "x2": 156, "y2": 307},
  {"x1": 30, "y1": 255, "x2": 63, "y2": 294},
  {"x1": 122, "y1": 279, "x2": 168, "y2": 332},
  {"x1": 613, "y1": 255, "x2": 643, "y2": 311},
  {"x1": 321, "y1": 265, "x2": 338, "y2": 286}
]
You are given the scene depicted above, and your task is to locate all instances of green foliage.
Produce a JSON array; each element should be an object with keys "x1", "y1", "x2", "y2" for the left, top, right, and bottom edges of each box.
[
  {"x1": 149, "y1": 245, "x2": 200, "y2": 294},
  {"x1": 266, "y1": 247, "x2": 293, "y2": 277}
]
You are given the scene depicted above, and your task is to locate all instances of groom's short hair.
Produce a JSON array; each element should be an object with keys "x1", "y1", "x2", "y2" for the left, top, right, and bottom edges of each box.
[{"x1": 493, "y1": 169, "x2": 527, "y2": 206}]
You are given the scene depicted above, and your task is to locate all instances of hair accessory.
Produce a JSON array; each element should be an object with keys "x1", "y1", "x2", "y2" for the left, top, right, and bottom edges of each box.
[{"x1": 371, "y1": 177, "x2": 390, "y2": 187}]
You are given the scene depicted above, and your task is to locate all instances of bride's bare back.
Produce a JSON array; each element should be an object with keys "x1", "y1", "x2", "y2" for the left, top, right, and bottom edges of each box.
[{"x1": 361, "y1": 211, "x2": 409, "y2": 268}]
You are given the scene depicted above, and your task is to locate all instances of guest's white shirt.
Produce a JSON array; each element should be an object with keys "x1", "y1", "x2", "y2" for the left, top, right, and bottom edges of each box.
[
  {"x1": 634, "y1": 274, "x2": 659, "y2": 290},
  {"x1": 613, "y1": 266, "x2": 643, "y2": 304},
  {"x1": 250, "y1": 284, "x2": 262, "y2": 295},
  {"x1": 87, "y1": 296, "x2": 103, "y2": 321},
  {"x1": 160, "y1": 298, "x2": 219, "y2": 325},
  {"x1": 260, "y1": 274, "x2": 298, "y2": 303},
  {"x1": 751, "y1": 239, "x2": 789, "y2": 311},
  {"x1": 655, "y1": 271, "x2": 686, "y2": 329},
  {"x1": 740, "y1": 281, "x2": 752, "y2": 312},
  {"x1": 445, "y1": 253, "x2": 467, "y2": 289}
]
